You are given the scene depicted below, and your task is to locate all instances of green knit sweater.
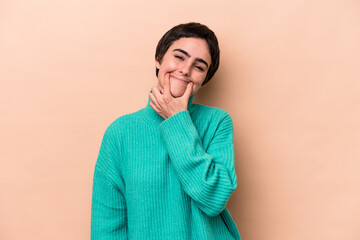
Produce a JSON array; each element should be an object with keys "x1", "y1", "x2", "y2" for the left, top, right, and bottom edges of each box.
[{"x1": 91, "y1": 97, "x2": 241, "y2": 240}]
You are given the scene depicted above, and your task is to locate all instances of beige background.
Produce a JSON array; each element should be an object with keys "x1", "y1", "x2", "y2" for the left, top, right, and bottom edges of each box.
[{"x1": 1, "y1": 0, "x2": 359, "y2": 239}]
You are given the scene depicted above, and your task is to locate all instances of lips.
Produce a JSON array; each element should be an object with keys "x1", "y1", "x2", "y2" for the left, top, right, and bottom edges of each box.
[{"x1": 170, "y1": 75, "x2": 189, "y2": 84}]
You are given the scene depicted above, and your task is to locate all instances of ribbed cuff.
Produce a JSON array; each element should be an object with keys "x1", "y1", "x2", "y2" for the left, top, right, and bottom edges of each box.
[{"x1": 159, "y1": 110, "x2": 199, "y2": 154}]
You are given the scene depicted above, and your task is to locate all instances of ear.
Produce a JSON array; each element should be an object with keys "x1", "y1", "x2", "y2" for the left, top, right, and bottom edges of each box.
[{"x1": 155, "y1": 59, "x2": 161, "y2": 69}]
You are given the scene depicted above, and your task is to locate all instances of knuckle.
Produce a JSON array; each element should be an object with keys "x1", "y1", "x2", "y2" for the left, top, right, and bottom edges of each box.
[{"x1": 163, "y1": 96, "x2": 171, "y2": 103}]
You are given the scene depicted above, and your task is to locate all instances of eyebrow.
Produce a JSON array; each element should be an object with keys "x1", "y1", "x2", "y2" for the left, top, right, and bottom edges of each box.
[{"x1": 173, "y1": 48, "x2": 209, "y2": 68}]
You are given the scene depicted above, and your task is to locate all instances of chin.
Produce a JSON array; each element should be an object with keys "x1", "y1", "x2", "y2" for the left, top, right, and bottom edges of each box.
[
  {"x1": 170, "y1": 87, "x2": 186, "y2": 98},
  {"x1": 170, "y1": 91, "x2": 184, "y2": 98}
]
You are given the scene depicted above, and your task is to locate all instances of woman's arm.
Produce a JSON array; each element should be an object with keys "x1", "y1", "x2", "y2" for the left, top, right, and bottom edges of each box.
[
  {"x1": 91, "y1": 126, "x2": 127, "y2": 239},
  {"x1": 159, "y1": 110, "x2": 237, "y2": 217}
]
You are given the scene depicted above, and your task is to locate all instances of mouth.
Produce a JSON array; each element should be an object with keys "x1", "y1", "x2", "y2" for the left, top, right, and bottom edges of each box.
[{"x1": 170, "y1": 75, "x2": 189, "y2": 84}]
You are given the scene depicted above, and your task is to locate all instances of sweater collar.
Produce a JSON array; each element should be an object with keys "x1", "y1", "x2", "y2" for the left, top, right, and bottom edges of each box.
[{"x1": 142, "y1": 95, "x2": 194, "y2": 126}]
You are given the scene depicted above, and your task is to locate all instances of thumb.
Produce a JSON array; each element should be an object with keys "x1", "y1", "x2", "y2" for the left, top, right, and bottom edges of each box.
[
  {"x1": 163, "y1": 73, "x2": 171, "y2": 94},
  {"x1": 182, "y1": 82, "x2": 193, "y2": 100}
]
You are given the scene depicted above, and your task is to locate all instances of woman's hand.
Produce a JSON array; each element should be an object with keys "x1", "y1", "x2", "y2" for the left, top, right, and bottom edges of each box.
[{"x1": 149, "y1": 73, "x2": 193, "y2": 119}]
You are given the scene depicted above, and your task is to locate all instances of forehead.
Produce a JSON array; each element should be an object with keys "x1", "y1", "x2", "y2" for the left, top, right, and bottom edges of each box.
[{"x1": 168, "y1": 37, "x2": 211, "y2": 64}]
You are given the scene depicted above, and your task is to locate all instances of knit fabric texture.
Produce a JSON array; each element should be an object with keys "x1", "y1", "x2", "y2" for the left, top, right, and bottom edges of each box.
[{"x1": 91, "y1": 97, "x2": 241, "y2": 240}]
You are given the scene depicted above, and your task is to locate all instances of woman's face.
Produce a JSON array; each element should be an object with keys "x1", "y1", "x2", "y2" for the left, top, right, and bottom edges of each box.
[{"x1": 156, "y1": 37, "x2": 212, "y2": 98}]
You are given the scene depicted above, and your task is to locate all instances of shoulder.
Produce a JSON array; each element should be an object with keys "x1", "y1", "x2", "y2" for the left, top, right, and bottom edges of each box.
[
  {"x1": 103, "y1": 108, "x2": 144, "y2": 137},
  {"x1": 190, "y1": 103, "x2": 232, "y2": 123}
]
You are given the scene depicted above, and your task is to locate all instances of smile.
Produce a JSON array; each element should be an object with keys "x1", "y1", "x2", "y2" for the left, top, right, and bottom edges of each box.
[{"x1": 170, "y1": 75, "x2": 189, "y2": 84}]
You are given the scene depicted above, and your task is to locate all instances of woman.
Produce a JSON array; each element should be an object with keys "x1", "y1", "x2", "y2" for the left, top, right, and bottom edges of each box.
[{"x1": 91, "y1": 22, "x2": 241, "y2": 240}]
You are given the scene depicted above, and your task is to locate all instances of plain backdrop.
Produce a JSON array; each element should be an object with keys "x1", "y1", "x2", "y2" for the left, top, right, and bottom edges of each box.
[{"x1": 1, "y1": 0, "x2": 359, "y2": 239}]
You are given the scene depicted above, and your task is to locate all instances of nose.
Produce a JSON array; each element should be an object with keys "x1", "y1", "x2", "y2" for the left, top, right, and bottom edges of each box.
[{"x1": 178, "y1": 62, "x2": 191, "y2": 77}]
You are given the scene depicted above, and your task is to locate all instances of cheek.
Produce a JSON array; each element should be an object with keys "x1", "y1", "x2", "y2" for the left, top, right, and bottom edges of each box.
[
  {"x1": 168, "y1": 62, "x2": 179, "y2": 72},
  {"x1": 159, "y1": 59, "x2": 178, "y2": 73},
  {"x1": 193, "y1": 74, "x2": 206, "y2": 86},
  {"x1": 191, "y1": 79, "x2": 204, "y2": 93}
]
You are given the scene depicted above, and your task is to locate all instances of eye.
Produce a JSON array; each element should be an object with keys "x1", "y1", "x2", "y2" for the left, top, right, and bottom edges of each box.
[
  {"x1": 175, "y1": 55, "x2": 184, "y2": 60},
  {"x1": 195, "y1": 65, "x2": 205, "y2": 72}
]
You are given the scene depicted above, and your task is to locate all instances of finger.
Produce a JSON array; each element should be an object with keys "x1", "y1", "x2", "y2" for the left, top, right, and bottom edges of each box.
[
  {"x1": 163, "y1": 73, "x2": 171, "y2": 95},
  {"x1": 149, "y1": 100, "x2": 160, "y2": 112},
  {"x1": 150, "y1": 101, "x2": 166, "y2": 119},
  {"x1": 182, "y1": 82, "x2": 193, "y2": 100},
  {"x1": 151, "y1": 86, "x2": 163, "y2": 100},
  {"x1": 149, "y1": 91, "x2": 161, "y2": 109},
  {"x1": 153, "y1": 85, "x2": 170, "y2": 106},
  {"x1": 155, "y1": 84, "x2": 164, "y2": 94}
]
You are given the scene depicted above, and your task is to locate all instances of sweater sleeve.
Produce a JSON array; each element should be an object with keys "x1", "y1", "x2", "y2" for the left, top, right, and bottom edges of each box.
[
  {"x1": 159, "y1": 110, "x2": 237, "y2": 217},
  {"x1": 91, "y1": 126, "x2": 127, "y2": 239}
]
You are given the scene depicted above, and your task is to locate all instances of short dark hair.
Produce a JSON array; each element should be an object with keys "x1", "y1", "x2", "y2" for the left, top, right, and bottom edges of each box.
[{"x1": 155, "y1": 22, "x2": 220, "y2": 85}]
